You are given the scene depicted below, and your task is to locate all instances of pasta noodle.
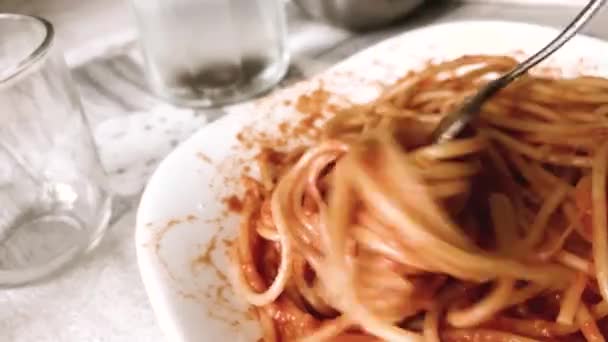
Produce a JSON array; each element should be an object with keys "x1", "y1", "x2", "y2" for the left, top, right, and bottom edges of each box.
[{"x1": 230, "y1": 55, "x2": 608, "y2": 341}]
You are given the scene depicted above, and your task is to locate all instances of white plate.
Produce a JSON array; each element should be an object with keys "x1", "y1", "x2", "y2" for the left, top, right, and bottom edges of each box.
[{"x1": 136, "y1": 20, "x2": 608, "y2": 342}]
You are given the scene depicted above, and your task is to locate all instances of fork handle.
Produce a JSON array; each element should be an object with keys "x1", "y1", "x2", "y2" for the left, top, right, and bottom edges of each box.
[{"x1": 432, "y1": 0, "x2": 606, "y2": 143}]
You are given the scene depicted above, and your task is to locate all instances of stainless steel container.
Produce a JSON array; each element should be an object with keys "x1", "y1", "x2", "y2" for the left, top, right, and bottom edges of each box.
[{"x1": 293, "y1": 0, "x2": 424, "y2": 31}]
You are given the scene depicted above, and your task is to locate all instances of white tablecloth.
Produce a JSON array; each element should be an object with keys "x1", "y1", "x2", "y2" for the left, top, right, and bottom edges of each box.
[{"x1": 1, "y1": 1, "x2": 608, "y2": 341}]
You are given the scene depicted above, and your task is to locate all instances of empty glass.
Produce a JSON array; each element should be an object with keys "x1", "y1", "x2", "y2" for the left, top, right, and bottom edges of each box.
[
  {"x1": 130, "y1": 0, "x2": 289, "y2": 107},
  {"x1": 0, "y1": 14, "x2": 112, "y2": 285}
]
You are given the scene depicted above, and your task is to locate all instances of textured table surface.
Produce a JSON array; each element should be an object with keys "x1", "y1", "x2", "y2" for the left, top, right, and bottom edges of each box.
[{"x1": 1, "y1": 1, "x2": 607, "y2": 341}]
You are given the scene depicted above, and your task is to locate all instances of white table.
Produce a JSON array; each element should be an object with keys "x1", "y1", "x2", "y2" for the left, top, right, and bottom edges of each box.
[{"x1": 1, "y1": 1, "x2": 608, "y2": 341}]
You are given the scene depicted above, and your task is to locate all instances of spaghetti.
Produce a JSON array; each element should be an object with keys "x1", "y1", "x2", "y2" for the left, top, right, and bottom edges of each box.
[{"x1": 231, "y1": 55, "x2": 608, "y2": 341}]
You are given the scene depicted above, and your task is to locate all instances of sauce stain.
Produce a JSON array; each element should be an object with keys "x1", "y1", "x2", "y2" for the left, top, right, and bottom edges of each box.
[
  {"x1": 193, "y1": 234, "x2": 218, "y2": 267},
  {"x1": 222, "y1": 195, "x2": 244, "y2": 213},
  {"x1": 196, "y1": 152, "x2": 212, "y2": 163},
  {"x1": 191, "y1": 221, "x2": 249, "y2": 328},
  {"x1": 149, "y1": 217, "x2": 187, "y2": 284}
]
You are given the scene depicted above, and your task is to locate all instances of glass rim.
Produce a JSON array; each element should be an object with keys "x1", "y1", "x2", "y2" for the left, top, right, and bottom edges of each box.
[{"x1": 0, "y1": 13, "x2": 54, "y2": 84}]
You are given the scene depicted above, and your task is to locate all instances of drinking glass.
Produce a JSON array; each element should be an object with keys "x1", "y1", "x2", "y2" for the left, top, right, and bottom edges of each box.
[
  {"x1": 130, "y1": 0, "x2": 290, "y2": 107},
  {"x1": 0, "y1": 14, "x2": 112, "y2": 285}
]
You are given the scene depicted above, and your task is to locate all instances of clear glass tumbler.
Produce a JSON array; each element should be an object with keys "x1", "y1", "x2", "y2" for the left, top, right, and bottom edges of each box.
[
  {"x1": 130, "y1": 0, "x2": 290, "y2": 107},
  {"x1": 0, "y1": 14, "x2": 112, "y2": 285}
]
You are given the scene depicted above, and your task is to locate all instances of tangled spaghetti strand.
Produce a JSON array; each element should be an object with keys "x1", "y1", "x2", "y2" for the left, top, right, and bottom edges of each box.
[{"x1": 231, "y1": 55, "x2": 608, "y2": 341}]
